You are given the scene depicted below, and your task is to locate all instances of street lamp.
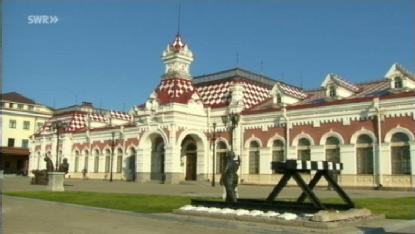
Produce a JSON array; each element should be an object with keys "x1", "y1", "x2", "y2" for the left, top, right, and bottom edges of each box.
[
  {"x1": 221, "y1": 112, "x2": 240, "y2": 151},
  {"x1": 110, "y1": 130, "x2": 123, "y2": 182},
  {"x1": 211, "y1": 122, "x2": 217, "y2": 187},
  {"x1": 51, "y1": 121, "x2": 67, "y2": 171}
]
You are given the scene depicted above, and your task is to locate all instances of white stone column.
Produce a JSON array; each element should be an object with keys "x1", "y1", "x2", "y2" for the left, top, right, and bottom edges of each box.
[
  {"x1": 136, "y1": 146, "x2": 151, "y2": 183},
  {"x1": 310, "y1": 145, "x2": 325, "y2": 161},
  {"x1": 259, "y1": 147, "x2": 272, "y2": 174},
  {"x1": 164, "y1": 144, "x2": 182, "y2": 184},
  {"x1": 379, "y1": 144, "x2": 391, "y2": 175},
  {"x1": 410, "y1": 141, "x2": 415, "y2": 188},
  {"x1": 340, "y1": 144, "x2": 355, "y2": 174},
  {"x1": 287, "y1": 146, "x2": 297, "y2": 159}
]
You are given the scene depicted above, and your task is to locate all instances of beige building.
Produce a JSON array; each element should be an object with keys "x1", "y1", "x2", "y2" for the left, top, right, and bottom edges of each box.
[{"x1": 1, "y1": 92, "x2": 53, "y2": 174}]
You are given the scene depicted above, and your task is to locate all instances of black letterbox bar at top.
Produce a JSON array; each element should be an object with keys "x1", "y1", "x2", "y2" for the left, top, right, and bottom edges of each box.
[{"x1": 272, "y1": 160, "x2": 343, "y2": 172}]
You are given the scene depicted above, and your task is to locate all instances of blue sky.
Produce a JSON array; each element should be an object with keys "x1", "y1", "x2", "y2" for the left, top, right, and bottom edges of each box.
[{"x1": 4, "y1": 0, "x2": 415, "y2": 111}]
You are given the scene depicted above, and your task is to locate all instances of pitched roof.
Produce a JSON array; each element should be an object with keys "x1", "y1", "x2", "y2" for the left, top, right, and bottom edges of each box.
[{"x1": 1, "y1": 92, "x2": 36, "y2": 104}]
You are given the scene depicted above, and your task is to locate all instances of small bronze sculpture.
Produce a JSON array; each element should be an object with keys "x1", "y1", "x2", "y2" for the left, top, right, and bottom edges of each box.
[
  {"x1": 58, "y1": 158, "x2": 69, "y2": 174},
  {"x1": 220, "y1": 151, "x2": 240, "y2": 203}
]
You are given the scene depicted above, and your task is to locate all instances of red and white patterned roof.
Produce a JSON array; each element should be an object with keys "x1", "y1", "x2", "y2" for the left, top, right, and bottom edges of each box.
[
  {"x1": 196, "y1": 80, "x2": 271, "y2": 108},
  {"x1": 155, "y1": 78, "x2": 197, "y2": 104},
  {"x1": 277, "y1": 82, "x2": 308, "y2": 99},
  {"x1": 110, "y1": 111, "x2": 132, "y2": 121},
  {"x1": 332, "y1": 76, "x2": 360, "y2": 92}
]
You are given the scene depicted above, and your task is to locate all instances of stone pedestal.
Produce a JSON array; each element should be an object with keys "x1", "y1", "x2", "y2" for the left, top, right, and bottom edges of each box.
[{"x1": 47, "y1": 172, "x2": 65, "y2": 192}]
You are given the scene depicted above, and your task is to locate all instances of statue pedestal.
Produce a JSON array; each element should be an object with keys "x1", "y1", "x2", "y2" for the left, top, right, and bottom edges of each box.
[{"x1": 47, "y1": 172, "x2": 65, "y2": 192}]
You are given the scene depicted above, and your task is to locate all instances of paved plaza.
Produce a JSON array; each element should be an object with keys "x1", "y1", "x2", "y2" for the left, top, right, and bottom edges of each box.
[{"x1": 1, "y1": 176, "x2": 415, "y2": 234}]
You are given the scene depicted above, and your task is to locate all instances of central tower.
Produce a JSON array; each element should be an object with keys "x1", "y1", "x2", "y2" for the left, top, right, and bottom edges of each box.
[{"x1": 161, "y1": 34, "x2": 194, "y2": 80}]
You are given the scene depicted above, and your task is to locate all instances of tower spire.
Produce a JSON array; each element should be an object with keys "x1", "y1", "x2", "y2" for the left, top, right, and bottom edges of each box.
[{"x1": 177, "y1": 4, "x2": 181, "y2": 36}]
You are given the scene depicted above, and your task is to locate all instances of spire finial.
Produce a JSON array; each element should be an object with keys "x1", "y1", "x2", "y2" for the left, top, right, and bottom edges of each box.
[{"x1": 177, "y1": 4, "x2": 181, "y2": 36}]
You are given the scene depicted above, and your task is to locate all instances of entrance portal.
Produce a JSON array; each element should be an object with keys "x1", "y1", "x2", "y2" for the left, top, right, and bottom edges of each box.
[{"x1": 183, "y1": 139, "x2": 197, "y2": 181}]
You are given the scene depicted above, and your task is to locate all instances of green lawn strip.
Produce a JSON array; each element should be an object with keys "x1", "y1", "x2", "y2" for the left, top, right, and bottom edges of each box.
[
  {"x1": 4, "y1": 191, "x2": 190, "y2": 213},
  {"x1": 5, "y1": 192, "x2": 415, "y2": 219}
]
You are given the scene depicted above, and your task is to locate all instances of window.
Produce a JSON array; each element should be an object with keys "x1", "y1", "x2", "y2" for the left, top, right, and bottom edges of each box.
[
  {"x1": 391, "y1": 132, "x2": 410, "y2": 175},
  {"x1": 394, "y1": 77, "x2": 403, "y2": 89},
  {"x1": 105, "y1": 149, "x2": 111, "y2": 173},
  {"x1": 94, "y1": 150, "x2": 100, "y2": 173},
  {"x1": 356, "y1": 134, "x2": 374, "y2": 174},
  {"x1": 329, "y1": 86, "x2": 336, "y2": 97},
  {"x1": 8, "y1": 138, "x2": 15, "y2": 147},
  {"x1": 272, "y1": 140, "x2": 285, "y2": 174},
  {"x1": 276, "y1": 94, "x2": 282, "y2": 104},
  {"x1": 297, "y1": 138, "x2": 311, "y2": 161},
  {"x1": 28, "y1": 105, "x2": 34, "y2": 111},
  {"x1": 9, "y1": 120, "x2": 16, "y2": 128},
  {"x1": 74, "y1": 151, "x2": 80, "y2": 172},
  {"x1": 116, "y1": 149, "x2": 123, "y2": 173},
  {"x1": 21, "y1": 139, "x2": 29, "y2": 148},
  {"x1": 325, "y1": 136, "x2": 340, "y2": 163},
  {"x1": 249, "y1": 141, "x2": 260, "y2": 174},
  {"x1": 17, "y1": 104, "x2": 24, "y2": 110},
  {"x1": 23, "y1": 121, "x2": 30, "y2": 130},
  {"x1": 216, "y1": 141, "x2": 227, "y2": 174},
  {"x1": 9, "y1": 103, "x2": 14, "y2": 108}
]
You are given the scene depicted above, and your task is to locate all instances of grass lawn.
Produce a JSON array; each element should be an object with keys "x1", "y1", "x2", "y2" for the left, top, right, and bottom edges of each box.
[
  {"x1": 4, "y1": 191, "x2": 191, "y2": 213},
  {"x1": 5, "y1": 191, "x2": 415, "y2": 219}
]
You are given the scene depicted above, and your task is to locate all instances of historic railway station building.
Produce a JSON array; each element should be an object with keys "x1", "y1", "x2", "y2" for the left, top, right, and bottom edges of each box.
[{"x1": 29, "y1": 35, "x2": 415, "y2": 188}]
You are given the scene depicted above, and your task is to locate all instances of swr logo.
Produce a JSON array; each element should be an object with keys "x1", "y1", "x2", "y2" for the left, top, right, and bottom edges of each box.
[{"x1": 27, "y1": 15, "x2": 59, "y2": 24}]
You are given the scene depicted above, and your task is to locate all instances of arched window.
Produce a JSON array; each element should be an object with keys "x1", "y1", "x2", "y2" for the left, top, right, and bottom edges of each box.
[
  {"x1": 329, "y1": 86, "x2": 336, "y2": 97},
  {"x1": 394, "y1": 77, "x2": 403, "y2": 89},
  {"x1": 249, "y1": 141, "x2": 260, "y2": 174},
  {"x1": 74, "y1": 150, "x2": 80, "y2": 172},
  {"x1": 116, "y1": 148, "x2": 123, "y2": 173},
  {"x1": 356, "y1": 134, "x2": 374, "y2": 174},
  {"x1": 272, "y1": 140, "x2": 285, "y2": 162},
  {"x1": 84, "y1": 150, "x2": 89, "y2": 172},
  {"x1": 297, "y1": 138, "x2": 311, "y2": 161},
  {"x1": 94, "y1": 149, "x2": 100, "y2": 173},
  {"x1": 105, "y1": 149, "x2": 111, "y2": 173},
  {"x1": 325, "y1": 137, "x2": 340, "y2": 163},
  {"x1": 391, "y1": 132, "x2": 410, "y2": 175},
  {"x1": 216, "y1": 141, "x2": 227, "y2": 174},
  {"x1": 276, "y1": 94, "x2": 282, "y2": 104}
]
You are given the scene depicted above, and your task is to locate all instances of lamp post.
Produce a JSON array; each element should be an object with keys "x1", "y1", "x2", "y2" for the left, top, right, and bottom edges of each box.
[
  {"x1": 109, "y1": 130, "x2": 123, "y2": 182},
  {"x1": 211, "y1": 122, "x2": 217, "y2": 187},
  {"x1": 221, "y1": 112, "x2": 240, "y2": 151},
  {"x1": 51, "y1": 121, "x2": 67, "y2": 171}
]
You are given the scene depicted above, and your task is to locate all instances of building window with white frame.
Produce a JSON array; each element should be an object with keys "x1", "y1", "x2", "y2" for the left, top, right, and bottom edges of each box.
[
  {"x1": 105, "y1": 149, "x2": 111, "y2": 173},
  {"x1": 9, "y1": 119, "x2": 16, "y2": 128},
  {"x1": 297, "y1": 138, "x2": 311, "y2": 161},
  {"x1": 116, "y1": 148, "x2": 123, "y2": 173},
  {"x1": 356, "y1": 134, "x2": 374, "y2": 174},
  {"x1": 74, "y1": 151, "x2": 80, "y2": 172},
  {"x1": 249, "y1": 141, "x2": 260, "y2": 174},
  {"x1": 21, "y1": 139, "x2": 29, "y2": 148},
  {"x1": 272, "y1": 139, "x2": 285, "y2": 174},
  {"x1": 329, "y1": 86, "x2": 336, "y2": 97},
  {"x1": 325, "y1": 136, "x2": 340, "y2": 163},
  {"x1": 94, "y1": 149, "x2": 100, "y2": 173},
  {"x1": 23, "y1": 121, "x2": 30, "y2": 130},
  {"x1": 394, "y1": 77, "x2": 403, "y2": 89},
  {"x1": 391, "y1": 132, "x2": 410, "y2": 175}
]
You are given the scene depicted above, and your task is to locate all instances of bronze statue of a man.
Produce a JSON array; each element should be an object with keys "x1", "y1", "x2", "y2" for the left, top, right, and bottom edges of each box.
[
  {"x1": 44, "y1": 156, "x2": 54, "y2": 172},
  {"x1": 220, "y1": 151, "x2": 240, "y2": 203}
]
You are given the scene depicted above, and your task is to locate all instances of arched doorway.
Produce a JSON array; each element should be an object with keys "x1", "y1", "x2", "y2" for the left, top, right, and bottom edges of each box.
[
  {"x1": 182, "y1": 136, "x2": 197, "y2": 181},
  {"x1": 127, "y1": 147, "x2": 136, "y2": 181},
  {"x1": 150, "y1": 135, "x2": 165, "y2": 182}
]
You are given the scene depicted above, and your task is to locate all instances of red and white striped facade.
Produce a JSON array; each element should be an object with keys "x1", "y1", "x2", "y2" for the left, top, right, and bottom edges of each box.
[{"x1": 29, "y1": 35, "x2": 415, "y2": 188}]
